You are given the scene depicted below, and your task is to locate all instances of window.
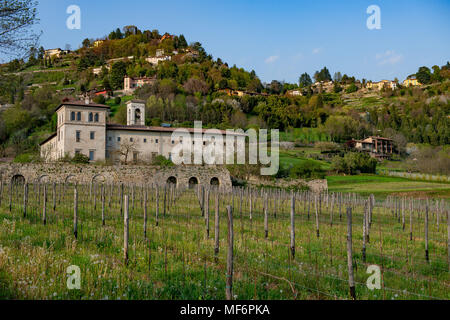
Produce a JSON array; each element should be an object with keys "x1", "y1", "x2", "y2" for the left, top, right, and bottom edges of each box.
[
  {"x1": 71, "y1": 112, "x2": 75, "y2": 121},
  {"x1": 155, "y1": 139, "x2": 159, "y2": 144},
  {"x1": 172, "y1": 140, "x2": 175, "y2": 145},
  {"x1": 118, "y1": 137, "x2": 121, "y2": 142},
  {"x1": 88, "y1": 113, "x2": 93, "y2": 122},
  {"x1": 77, "y1": 112, "x2": 81, "y2": 121},
  {"x1": 144, "y1": 138, "x2": 147, "y2": 143},
  {"x1": 130, "y1": 138, "x2": 134, "y2": 142},
  {"x1": 90, "y1": 131, "x2": 95, "y2": 140},
  {"x1": 75, "y1": 149, "x2": 81, "y2": 155},
  {"x1": 89, "y1": 150, "x2": 95, "y2": 161},
  {"x1": 94, "y1": 113, "x2": 99, "y2": 122},
  {"x1": 76, "y1": 131, "x2": 81, "y2": 143},
  {"x1": 108, "y1": 137, "x2": 112, "y2": 141}
]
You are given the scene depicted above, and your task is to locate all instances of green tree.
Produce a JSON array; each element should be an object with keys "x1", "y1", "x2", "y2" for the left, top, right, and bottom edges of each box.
[
  {"x1": 314, "y1": 67, "x2": 332, "y2": 82},
  {"x1": 416, "y1": 66, "x2": 431, "y2": 84},
  {"x1": 110, "y1": 61, "x2": 127, "y2": 90},
  {"x1": 299, "y1": 73, "x2": 312, "y2": 88}
]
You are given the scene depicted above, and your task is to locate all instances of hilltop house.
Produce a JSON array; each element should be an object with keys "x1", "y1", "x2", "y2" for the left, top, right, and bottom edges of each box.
[
  {"x1": 146, "y1": 55, "x2": 172, "y2": 65},
  {"x1": 44, "y1": 48, "x2": 71, "y2": 59},
  {"x1": 403, "y1": 77, "x2": 421, "y2": 87},
  {"x1": 124, "y1": 76, "x2": 157, "y2": 94},
  {"x1": 367, "y1": 80, "x2": 398, "y2": 91},
  {"x1": 286, "y1": 89, "x2": 303, "y2": 97},
  {"x1": 40, "y1": 100, "x2": 242, "y2": 164},
  {"x1": 352, "y1": 136, "x2": 394, "y2": 160}
]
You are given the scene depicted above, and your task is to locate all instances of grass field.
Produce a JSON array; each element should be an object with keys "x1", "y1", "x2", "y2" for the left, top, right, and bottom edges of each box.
[
  {"x1": 327, "y1": 175, "x2": 450, "y2": 199},
  {"x1": 0, "y1": 182, "x2": 448, "y2": 300}
]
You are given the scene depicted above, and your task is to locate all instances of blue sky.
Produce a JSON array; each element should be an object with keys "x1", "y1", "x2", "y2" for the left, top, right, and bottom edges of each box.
[{"x1": 30, "y1": 0, "x2": 450, "y2": 83}]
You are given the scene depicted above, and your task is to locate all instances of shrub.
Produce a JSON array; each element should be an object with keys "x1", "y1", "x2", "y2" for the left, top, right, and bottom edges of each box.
[
  {"x1": 289, "y1": 161, "x2": 326, "y2": 180},
  {"x1": 345, "y1": 83, "x2": 358, "y2": 93},
  {"x1": 114, "y1": 96, "x2": 121, "y2": 105},
  {"x1": 71, "y1": 153, "x2": 90, "y2": 164},
  {"x1": 332, "y1": 152, "x2": 377, "y2": 175},
  {"x1": 151, "y1": 155, "x2": 173, "y2": 167},
  {"x1": 14, "y1": 153, "x2": 39, "y2": 163},
  {"x1": 93, "y1": 95, "x2": 106, "y2": 104}
]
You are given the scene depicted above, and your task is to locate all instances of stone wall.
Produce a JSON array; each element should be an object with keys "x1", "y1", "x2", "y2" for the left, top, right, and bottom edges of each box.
[
  {"x1": 0, "y1": 163, "x2": 232, "y2": 189},
  {"x1": 247, "y1": 175, "x2": 328, "y2": 193}
]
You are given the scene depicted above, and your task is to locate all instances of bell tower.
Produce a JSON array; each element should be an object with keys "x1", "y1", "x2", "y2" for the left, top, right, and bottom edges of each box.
[{"x1": 126, "y1": 100, "x2": 146, "y2": 126}]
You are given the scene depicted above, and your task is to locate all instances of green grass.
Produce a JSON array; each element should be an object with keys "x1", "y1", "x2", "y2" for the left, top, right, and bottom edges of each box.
[
  {"x1": 327, "y1": 174, "x2": 450, "y2": 198},
  {"x1": 279, "y1": 128, "x2": 330, "y2": 143},
  {"x1": 0, "y1": 183, "x2": 448, "y2": 300}
]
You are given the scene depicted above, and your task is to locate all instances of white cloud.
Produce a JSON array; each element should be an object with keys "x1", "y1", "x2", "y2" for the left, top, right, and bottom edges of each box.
[
  {"x1": 312, "y1": 48, "x2": 321, "y2": 54},
  {"x1": 265, "y1": 55, "x2": 279, "y2": 64},
  {"x1": 376, "y1": 50, "x2": 403, "y2": 66}
]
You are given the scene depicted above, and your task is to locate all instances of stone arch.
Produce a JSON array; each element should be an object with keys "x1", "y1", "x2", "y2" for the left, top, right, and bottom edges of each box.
[
  {"x1": 210, "y1": 177, "x2": 220, "y2": 186},
  {"x1": 11, "y1": 174, "x2": 25, "y2": 185},
  {"x1": 167, "y1": 176, "x2": 177, "y2": 186},
  {"x1": 38, "y1": 175, "x2": 50, "y2": 183},
  {"x1": 92, "y1": 174, "x2": 105, "y2": 183},
  {"x1": 188, "y1": 177, "x2": 199, "y2": 189},
  {"x1": 65, "y1": 175, "x2": 76, "y2": 184}
]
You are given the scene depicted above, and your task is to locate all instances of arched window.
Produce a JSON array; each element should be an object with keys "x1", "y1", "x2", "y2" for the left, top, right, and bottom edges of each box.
[
  {"x1": 88, "y1": 113, "x2": 93, "y2": 122},
  {"x1": 77, "y1": 112, "x2": 81, "y2": 121},
  {"x1": 135, "y1": 108, "x2": 141, "y2": 121},
  {"x1": 71, "y1": 112, "x2": 75, "y2": 121},
  {"x1": 188, "y1": 177, "x2": 199, "y2": 189},
  {"x1": 210, "y1": 177, "x2": 220, "y2": 186},
  {"x1": 94, "y1": 113, "x2": 99, "y2": 122},
  {"x1": 167, "y1": 176, "x2": 177, "y2": 186}
]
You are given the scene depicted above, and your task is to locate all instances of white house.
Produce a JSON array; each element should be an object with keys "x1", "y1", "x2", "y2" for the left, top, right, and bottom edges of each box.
[{"x1": 40, "y1": 100, "x2": 243, "y2": 164}]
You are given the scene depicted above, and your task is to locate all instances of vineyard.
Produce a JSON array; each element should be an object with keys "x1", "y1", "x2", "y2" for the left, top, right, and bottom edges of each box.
[{"x1": 0, "y1": 180, "x2": 449, "y2": 300}]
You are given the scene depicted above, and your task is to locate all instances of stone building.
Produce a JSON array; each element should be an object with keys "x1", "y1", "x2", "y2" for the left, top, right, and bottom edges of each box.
[
  {"x1": 123, "y1": 76, "x2": 157, "y2": 94},
  {"x1": 354, "y1": 136, "x2": 394, "y2": 159},
  {"x1": 40, "y1": 99, "x2": 242, "y2": 164}
]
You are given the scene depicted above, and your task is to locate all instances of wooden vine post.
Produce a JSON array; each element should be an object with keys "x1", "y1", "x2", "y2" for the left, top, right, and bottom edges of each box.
[
  {"x1": 124, "y1": 195, "x2": 129, "y2": 266},
  {"x1": 425, "y1": 205, "x2": 429, "y2": 262},
  {"x1": 290, "y1": 193, "x2": 296, "y2": 259},
  {"x1": 346, "y1": 207, "x2": 356, "y2": 300},
  {"x1": 226, "y1": 205, "x2": 234, "y2": 300},
  {"x1": 214, "y1": 191, "x2": 220, "y2": 261},
  {"x1": 144, "y1": 187, "x2": 148, "y2": 238},
  {"x1": 23, "y1": 183, "x2": 28, "y2": 218},
  {"x1": 264, "y1": 193, "x2": 269, "y2": 239},
  {"x1": 43, "y1": 184, "x2": 47, "y2": 225},
  {"x1": 73, "y1": 186, "x2": 78, "y2": 239}
]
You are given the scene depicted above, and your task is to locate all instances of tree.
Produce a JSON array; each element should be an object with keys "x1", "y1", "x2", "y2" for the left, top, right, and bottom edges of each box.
[
  {"x1": 183, "y1": 77, "x2": 209, "y2": 95},
  {"x1": 110, "y1": 61, "x2": 127, "y2": 90},
  {"x1": 333, "y1": 72, "x2": 342, "y2": 82},
  {"x1": 0, "y1": 0, "x2": 40, "y2": 57},
  {"x1": 314, "y1": 67, "x2": 332, "y2": 83},
  {"x1": 178, "y1": 34, "x2": 188, "y2": 48},
  {"x1": 82, "y1": 38, "x2": 91, "y2": 48},
  {"x1": 299, "y1": 73, "x2": 312, "y2": 88},
  {"x1": 416, "y1": 66, "x2": 431, "y2": 84},
  {"x1": 269, "y1": 80, "x2": 282, "y2": 94},
  {"x1": 114, "y1": 139, "x2": 138, "y2": 164}
]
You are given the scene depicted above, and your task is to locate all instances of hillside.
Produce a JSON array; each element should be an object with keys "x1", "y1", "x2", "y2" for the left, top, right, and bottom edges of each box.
[{"x1": 0, "y1": 26, "x2": 449, "y2": 181}]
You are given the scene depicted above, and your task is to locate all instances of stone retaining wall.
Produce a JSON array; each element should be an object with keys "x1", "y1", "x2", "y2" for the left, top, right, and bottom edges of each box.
[{"x1": 0, "y1": 163, "x2": 232, "y2": 189}]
